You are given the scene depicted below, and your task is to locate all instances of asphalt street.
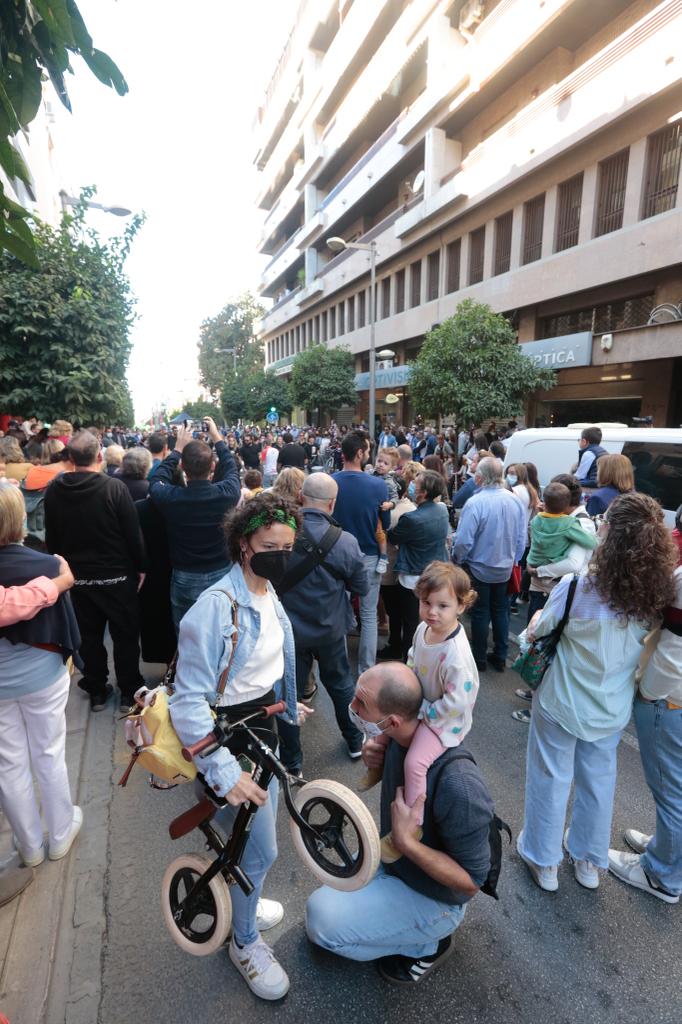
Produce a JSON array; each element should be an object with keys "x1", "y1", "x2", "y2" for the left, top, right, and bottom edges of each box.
[{"x1": 99, "y1": 641, "x2": 681, "y2": 1024}]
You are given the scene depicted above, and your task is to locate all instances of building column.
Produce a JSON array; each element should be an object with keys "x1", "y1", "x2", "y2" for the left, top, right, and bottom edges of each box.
[
  {"x1": 460, "y1": 233, "x2": 470, "y2": 287},
  {"x1": 304, "y1": 183, "x2": 319, "y2": 221},
  {"x1": 424, "y1": 127, "x2": 461, "y2": 198},
  {"x1": 509, "y1": 205, "x2": 523, "y2": 272},
  {"x1": 304, "y1": 246, "x2": 318, "y2": 286},
  {"x1": 482, "y1": 221, "x2": 494, "y2": 280},
  {"x1": 541, "y1": 186, "x2": 558, "y2": 259},
  {"x1": 622, "y1": 137, "x2": 647, "y2": 225},
  {"x1": 578, "y1": 164, "x2": 598, "y2": 245}
]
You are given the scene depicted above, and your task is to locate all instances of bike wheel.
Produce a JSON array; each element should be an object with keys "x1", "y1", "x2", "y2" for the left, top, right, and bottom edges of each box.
[
  {"x1": 160, "y1": 853, "x2": 232, "y2": 956},
  {"x1": 289, "y1": 779, "x2": 380, "y2": 891}
]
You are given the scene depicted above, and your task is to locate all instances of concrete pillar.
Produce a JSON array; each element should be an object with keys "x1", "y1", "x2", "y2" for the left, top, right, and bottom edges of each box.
[
  {"x1": 304, "y1": 246, "x2": 318, "y2": 286},
  {"x1": 623, "y1": 137, "x2": 647, "y2": 225},
  {"x1": 427, "y1": 15, "x2": 466, "y2": 95},
  {"x1": 424, "y1": 128, "x2": 462, "y2": 198},
  {"x1": 304, "y1": 183, "x2": 319, "y2": 221},
  {"x1": 541, "y1": 186, "x2": 558, "y2": 259},
  {"x1": 460, "y1": 233, "x2": 470, "y2": 287},
  {"x1": 509, "y1": 205, "x2": 523, "y2": 271},
  {"x1": 578, "y1": 164, "x2": 598, "y2": 245},
  {"x1": 482, "y1": 221, "x2": 494, "y2": 280}
]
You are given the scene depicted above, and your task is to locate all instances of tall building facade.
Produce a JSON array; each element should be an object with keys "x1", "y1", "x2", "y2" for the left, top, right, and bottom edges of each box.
[{"x1": 255, "y1": 0, "x2": 682, "y2": 428}]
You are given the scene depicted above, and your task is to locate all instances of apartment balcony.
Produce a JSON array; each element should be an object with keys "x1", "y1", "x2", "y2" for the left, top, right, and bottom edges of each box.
[
  {"x1": 260, "y1": 226, "x2": 306, "y2": 296},
  {"x1": 396, "y1": 0, "x2": 682, "y2": 238},
  {"x1": 258, "y1": 178, "x2": 304, "y2": 254}
]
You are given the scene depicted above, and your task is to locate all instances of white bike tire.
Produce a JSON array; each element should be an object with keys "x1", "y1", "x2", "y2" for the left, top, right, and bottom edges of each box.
[
  {"x1": 289, "y1": 778, "x2": 380, "y2": 891},
  {"x1": 161, "y1": 852, "x2": 232, "y2": 956}
]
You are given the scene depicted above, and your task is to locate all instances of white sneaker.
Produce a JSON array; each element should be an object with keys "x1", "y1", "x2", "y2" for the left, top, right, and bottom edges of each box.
[
  {"x1": 229, "y1": 935, "x2": 290, "y2": 1000},
  {"x1": 256, "y1": 898, "x2": 284, "y2": 931},
  {"x1": 48, "y1": 806, "x2": 83, "y2": 861},
  {"x1": 18, "y1": 844, "x2": 45, "y2": 868},
  {"x1": 608, "y1": 849, "x2": 679, "y2": 904},
  {"x1": 563, "y1": 828, "x2": 599, "y2": 889},
  {"x1": 624, "y1": 828, "x2": 653, "y2": 855},
  {"x1": 516, "y1": 830, "x2": 558, "y2": 892}
]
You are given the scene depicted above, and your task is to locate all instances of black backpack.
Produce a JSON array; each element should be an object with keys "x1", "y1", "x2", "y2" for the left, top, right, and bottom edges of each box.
[{"x1": 434, "y1": 748, "x2": 511, "y2": 900}]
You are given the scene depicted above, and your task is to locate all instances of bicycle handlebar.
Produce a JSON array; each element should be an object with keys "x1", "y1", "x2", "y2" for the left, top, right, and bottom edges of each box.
[{"x1": 181, "y1": 700, "x2": 287, "y2": 762}]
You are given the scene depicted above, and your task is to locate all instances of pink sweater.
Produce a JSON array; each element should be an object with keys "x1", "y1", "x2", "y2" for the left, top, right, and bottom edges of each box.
[{"x1": 0, "y1": 577, "x2": 59, "y2": 627}]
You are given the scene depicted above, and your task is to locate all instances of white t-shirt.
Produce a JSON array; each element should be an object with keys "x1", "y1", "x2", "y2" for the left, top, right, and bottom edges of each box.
[
  {"x1": 223, "y1": 590, "x2": 284, "y2": 705},
  {"x1": 262, "y1": 446, "x2": 279, "y2": 476}
]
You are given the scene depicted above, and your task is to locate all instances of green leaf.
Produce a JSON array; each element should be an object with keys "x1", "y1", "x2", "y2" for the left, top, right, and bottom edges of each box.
[
  {"x1": 81, "y1": 48, "x2": 128, "y2": 96},
  {"x1": 33, "y1": 0, "x2": 77, "y2": 48},
  {"x1": 0, "y1": 139, "x2": 32, "y2": 184},
  {"x1": 0, "y1": 223, "x2": 38, "y2": 266}
]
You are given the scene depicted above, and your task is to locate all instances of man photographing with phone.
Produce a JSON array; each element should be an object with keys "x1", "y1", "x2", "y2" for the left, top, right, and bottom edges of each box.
[{"x1": 150, "y1": 417, "x2": 240, "y2": 629}]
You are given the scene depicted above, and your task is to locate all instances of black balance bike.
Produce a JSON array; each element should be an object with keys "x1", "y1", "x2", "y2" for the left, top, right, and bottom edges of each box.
[{"x1": 161, "y1": 700, "x2": 380, "y2": 955}]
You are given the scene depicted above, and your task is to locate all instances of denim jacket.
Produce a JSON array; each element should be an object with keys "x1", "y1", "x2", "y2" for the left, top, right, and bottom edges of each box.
[{"x1": 170, "y1": 563, "x2": 298, "y2": 797}]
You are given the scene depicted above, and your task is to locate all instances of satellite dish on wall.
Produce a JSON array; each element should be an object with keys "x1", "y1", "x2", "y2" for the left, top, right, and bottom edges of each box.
[{"x1": 411, "y1": 170, "x2": 425, "y2": 195}]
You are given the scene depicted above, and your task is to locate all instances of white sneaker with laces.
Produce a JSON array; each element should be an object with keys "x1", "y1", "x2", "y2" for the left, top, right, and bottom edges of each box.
[
  {"x1": 229, "y1": 935, "x2": 290, "y2": 1000},
  {"x1": 624, "y1": 828, "x2": 653, "y2": 855},
  {"x1": 608, "y1": 849, "x2": 679, "y2": 904},
  {"x1": 563, "y1": 828, "x2": 599, "y2": 889},
  {"x1": 516, "y1": 830, "x2": 558, "y2": 892},
  {"x1": 256, "y1": 898, "x2": 284, "y2": 931},
  {"x1": 18, "y1": 844, "x2": 45, "y2": 868},
  {"x1": 48, "y1": 806, "x2": 83, "y2": 861}
]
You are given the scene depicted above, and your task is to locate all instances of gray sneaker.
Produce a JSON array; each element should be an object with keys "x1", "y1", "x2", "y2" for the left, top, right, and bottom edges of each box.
[
  {"x1": 608, "y1": 849, "x2": 679, "y2": 904},
  {"x1": 624, "y1": 828, "x2": 653, "y2": 855}
]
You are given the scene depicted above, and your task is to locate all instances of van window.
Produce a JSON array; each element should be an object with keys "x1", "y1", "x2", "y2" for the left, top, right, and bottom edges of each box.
[{"x1": 622, "y1": 442, "x2": 682, "y2": 512}]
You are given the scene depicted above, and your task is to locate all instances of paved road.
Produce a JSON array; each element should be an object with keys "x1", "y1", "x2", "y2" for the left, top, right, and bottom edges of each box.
[{"x1": 98, "y1": 640, "x2": 681, "y2": 1024}]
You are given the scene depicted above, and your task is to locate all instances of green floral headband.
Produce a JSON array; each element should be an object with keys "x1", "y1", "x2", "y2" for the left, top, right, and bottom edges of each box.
[{"x1": 244, "y1": 508, "x2": 297, "y2": 535}]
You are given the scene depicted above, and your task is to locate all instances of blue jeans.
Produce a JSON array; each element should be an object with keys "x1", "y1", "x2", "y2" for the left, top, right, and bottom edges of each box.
[
  {"x1": 170, "y1": 567, "x2": 229, "y2": 632},
  {"x1": 469, "y1": 573, "x2": 510, "y2": 664},
  {"x1": 519, "y1": 703, "x2": 621, "y2": 868},
  {"x1": 277, "y1": 636, "x2": 363, "y2": 771},
  {"x1": 213, "y1": 774, "x2": 279, "y2": 946},
  {"x1": 305, "y1": 865, "x2": 466, "y2": 960},
  {"x1": 358, "y1": 554, "x2": 381, "y2": 675},
  {"x1": 527, "y1": 589, "x2": 548, "y2": 627},
  {"x1": 634, "y1": 696, "x2": 682, "y2": 895}
]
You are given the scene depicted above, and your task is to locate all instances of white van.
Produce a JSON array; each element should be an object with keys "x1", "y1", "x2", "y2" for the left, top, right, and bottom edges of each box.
[{"x1": 503, "y1": 427, "x2": 682, "y2": 528}]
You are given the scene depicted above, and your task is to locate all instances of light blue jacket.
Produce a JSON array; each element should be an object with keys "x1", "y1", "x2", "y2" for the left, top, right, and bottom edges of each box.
[{"x1": 170, "y1": 563, "x2": 298, "y2": 796}]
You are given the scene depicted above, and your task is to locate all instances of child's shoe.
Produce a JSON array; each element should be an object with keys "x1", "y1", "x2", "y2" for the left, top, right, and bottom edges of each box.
[
  {"x1": 357, "y1": 764, "x2": 384, "y2": 792},
  {"x1": 380, "y1": 828, "x2": 423, "y2": 864},
  {"x1": 376, "y1": 557, "x2": 388, "y2": 575}
]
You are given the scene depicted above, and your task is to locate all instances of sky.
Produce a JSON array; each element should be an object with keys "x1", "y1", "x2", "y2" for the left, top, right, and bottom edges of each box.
[{"x1": 56, "y1": 0, "x2": 299, "y2": 422}]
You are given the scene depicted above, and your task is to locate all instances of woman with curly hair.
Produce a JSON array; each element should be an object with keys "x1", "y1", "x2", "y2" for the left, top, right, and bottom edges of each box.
[
  {"x1": 170, "y1": 492, "x2": 310, "y2": 1000},
  {"x1": 517, "y1": 492, "x2": 678, "y2": 894}
]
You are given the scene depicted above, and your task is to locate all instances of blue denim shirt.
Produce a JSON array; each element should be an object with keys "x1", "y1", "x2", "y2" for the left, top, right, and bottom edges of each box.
[{"x1": 170, "y1": 563, "x2": 298, "y2": 797}]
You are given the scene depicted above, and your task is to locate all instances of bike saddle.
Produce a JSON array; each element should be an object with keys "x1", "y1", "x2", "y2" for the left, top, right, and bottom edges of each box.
[{"x1": 169, "y1": 797, "x2": 217, "y2": 841}]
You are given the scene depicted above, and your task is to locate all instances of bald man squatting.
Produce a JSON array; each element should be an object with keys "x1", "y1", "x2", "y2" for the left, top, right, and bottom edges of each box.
[
  {"x1": 276, "y1": 474, "x2": 370, "y2": 775},
  {"x1": 305, "y1": 661, "x2": 495, "y2": 985}
]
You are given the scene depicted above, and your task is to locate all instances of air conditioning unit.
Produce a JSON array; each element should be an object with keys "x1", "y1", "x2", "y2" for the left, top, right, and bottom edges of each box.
[{"x1": 459, "y1": 0, "x2": 485, "y2": 33}]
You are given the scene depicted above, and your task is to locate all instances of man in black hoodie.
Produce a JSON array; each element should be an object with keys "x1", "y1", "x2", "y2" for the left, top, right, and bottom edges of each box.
[{"x1": 45, "y1": 431, "x2": 147, "y2": 711}]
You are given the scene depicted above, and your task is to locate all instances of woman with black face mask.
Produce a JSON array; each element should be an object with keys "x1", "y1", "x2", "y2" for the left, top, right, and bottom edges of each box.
[{"x1": 170, "y1": 492, "x2": 313, "y2": 1001}]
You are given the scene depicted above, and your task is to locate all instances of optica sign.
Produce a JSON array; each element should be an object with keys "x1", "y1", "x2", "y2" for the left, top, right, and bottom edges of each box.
[{"x1": 519, "y1": 332, "x2": 592, "y2": 368}]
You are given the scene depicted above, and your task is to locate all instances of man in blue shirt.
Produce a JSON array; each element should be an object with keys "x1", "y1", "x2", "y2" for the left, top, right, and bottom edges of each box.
[
  {"x1": 452, "y1": 457, "x2": 526, "y2": 672},
  {"x1": 333, "y1": 431, "x2": 389, "y2": 675}
]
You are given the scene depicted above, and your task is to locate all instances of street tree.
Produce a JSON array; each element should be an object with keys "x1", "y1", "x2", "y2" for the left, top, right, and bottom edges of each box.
[
  {"x1": 0, "y1": 1, "x2": 127, "y2": 263},
  {"x1": 246, "y1": 369, "x2": 292, "y2": 422},
  {"x1": 290, "y1": 345, "x2": 356, "y2": 425},
  {"x1": 198, "y1": 293, "x2": 265, "y2": 398},
  {"x1": 169, "y1": 398, "x2": 222, "y2": 422},
  {"x1": 408, "y1": 299, "x2": 555, "y2": 424},
  {"x1": 0, "y1": 193, "x2": 143, "y2": 423}
]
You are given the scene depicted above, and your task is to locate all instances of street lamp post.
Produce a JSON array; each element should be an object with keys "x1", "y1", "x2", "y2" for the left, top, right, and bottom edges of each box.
[
  {"x1": 214, "y1": 347, "x2": 237, "y2": 371},
  {"x1": 326, "y1": 235, "x2": 378, "y2": 443},
  {"x1": 59, "y1": 190, "x2": 132, "y2": 217}
]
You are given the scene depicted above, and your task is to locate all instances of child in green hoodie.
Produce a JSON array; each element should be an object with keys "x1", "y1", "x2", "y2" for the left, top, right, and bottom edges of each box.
[{"x1": 527, "y1": 482, "x2": 598, "y2": 569}]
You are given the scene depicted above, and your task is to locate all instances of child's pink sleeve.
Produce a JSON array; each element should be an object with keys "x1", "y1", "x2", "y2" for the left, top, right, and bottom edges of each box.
[{"x1": 0, "y1": 577, "x2": 59, "y2": 626}]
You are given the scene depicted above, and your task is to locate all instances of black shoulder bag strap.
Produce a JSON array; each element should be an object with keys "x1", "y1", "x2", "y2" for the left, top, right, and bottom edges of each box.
[
  {"x1": 276, "y1": 523, "x2": 343, "y2": 595},
  {"x1": 553, "y1": 573, "x2": 579, "y2": 646}
]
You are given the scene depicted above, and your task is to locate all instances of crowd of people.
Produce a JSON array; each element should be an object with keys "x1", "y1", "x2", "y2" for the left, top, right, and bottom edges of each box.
[{"x1": 0, "y1": 410, "x2": 680, "y2": 1000}]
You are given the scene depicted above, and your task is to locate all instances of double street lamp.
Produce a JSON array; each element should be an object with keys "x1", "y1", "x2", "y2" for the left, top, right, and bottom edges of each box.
[
  {"x1": 326, "y1": 235, "x2": 378, "y2": 443},
  {"x1": 59, "y1": 190, "x2": 132, "y2": 217}
]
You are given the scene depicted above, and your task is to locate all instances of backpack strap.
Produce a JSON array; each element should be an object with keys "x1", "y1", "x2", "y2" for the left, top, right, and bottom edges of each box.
[
  {"x1": 216, "y1": 598, "x2": 239, "y2": 699},
  {"x1": 276, "y1": 522, "x2": 343, "y2": 595}
]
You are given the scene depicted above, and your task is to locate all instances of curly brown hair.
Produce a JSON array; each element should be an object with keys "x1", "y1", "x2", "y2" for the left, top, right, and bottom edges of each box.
[
  {"x1": 587, "y1": 492, "x2": 677, "y2": 621},
  {"x1": 223, "y1": 492, "x2": 301, "y2": 565}
]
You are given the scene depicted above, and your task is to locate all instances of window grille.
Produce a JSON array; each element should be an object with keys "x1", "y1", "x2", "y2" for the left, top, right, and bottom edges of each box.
[
  {"x1": 522, "y1": 193, "x2": 545, "y2": 264},
  {"x1": 541, "y1": 293, "x2": 655, "y2": 338},
  {"x1": 642, "y1": 123, "x2": 682, "y2": 220},
  {"x1": 427, "y1": 250, "x2": 440, "y2": 301},
  {"x1": 410, "y1": 260, "x2": 422, "y2": 308},
  {"x1": 468, "y1": 227, "x2": 485, "y2": 285},
  {"x1": 395, "y1": 269, "x2": 405, "y2": 312},
  {"x1": 446, "y1": 239, "x2": 461, "y2": 293},
  {"x1": 493, "y1": 211, "x2": 513, "y2": 275},
  {"x1": 595, "y1": 149, "x2": 629, "y2": 236},
  {"x1": 381, "y1": 277, "x2": 391, "y2": 319},
  {"x1": 555, "y1": 173, "x2": 583, "y2": 252}
]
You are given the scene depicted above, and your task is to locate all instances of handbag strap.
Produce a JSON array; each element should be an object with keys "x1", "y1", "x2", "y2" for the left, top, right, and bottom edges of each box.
[
  {"x1": 216, "y1": 598, "x2": 239, "y2": 698},
  {"x1": 554, "y1": 573, "x2": 579, "y2": 644}
]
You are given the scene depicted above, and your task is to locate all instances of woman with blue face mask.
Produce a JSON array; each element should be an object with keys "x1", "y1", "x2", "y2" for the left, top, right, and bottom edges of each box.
[{"x1": 170, "y1": 492, "x2": 312, "y2": 1001}]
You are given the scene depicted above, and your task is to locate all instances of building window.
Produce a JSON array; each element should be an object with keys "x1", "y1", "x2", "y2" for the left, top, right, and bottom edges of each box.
[
  {"x1": 347, "y1": 297, "x2": 354, "y2": 333},
  {"x1": 314, "y1": 315, "x2": 320, "y2": 342},
  {"x1": 328, "y1": 307, "x2": 335, "y2": 339},
  {"x1": 320, "y1": 311, "x2": 327, "y2": 342},
  {"x1": 522, "y1": 193, "x2": 545, "y2": 264},
  {"x1": 337, "y1": 302, "x2": 344, "y2": 336},
  {"x1": 395, "y1": 268, "x2": 405, "y2": 312},
  {"x1": 540, "y1": 292, "x2": 655, "y2": 338},
  {"x1": 410, "y1": 260, "x2": 422, "y2": 308},
  {"x1": 427, "y1": 250, "x2": 440, "y2": 301},
  {"x1": 555, "y1": 173, "x2": 583, "y2": 252},
  {"x1": 642, "y1": 123, "x2": 682, "y2": 219},
  {"x1": 381, "y1": 277, "x2": 391, "y2": 319},
  {"x1": 446, "y1": 239, "x2": 460, "y2": 293},
  {"x1": 595, "y1": 148, "x2": 629, "y2": 237},
  {"x1": 468, "y1": 227, "x2": 485, "y2": 285},
  {"x1": 493, "y1": 212, "x2": 513, "y2": 276},
  {"x1": 358, "y1": 289, "x2": 366, "y2": 327}
]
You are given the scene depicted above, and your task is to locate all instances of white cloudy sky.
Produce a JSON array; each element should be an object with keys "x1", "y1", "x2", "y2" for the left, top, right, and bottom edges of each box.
[{"x1": 57, "y1": 0, "x2": 298, "y2": 421}]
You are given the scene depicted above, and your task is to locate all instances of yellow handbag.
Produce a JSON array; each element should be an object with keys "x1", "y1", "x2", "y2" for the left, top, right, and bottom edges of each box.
[{"x1": 119, "y1": 600, "x2": 238, "y2": 788}]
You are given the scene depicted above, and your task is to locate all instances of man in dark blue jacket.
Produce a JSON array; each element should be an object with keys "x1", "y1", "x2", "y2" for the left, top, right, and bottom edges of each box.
[
  {"x1": 150, "y1": 418, "x2": 240, "y2": 630},
  {"x1": 277, "y1": 473, "x2": 368, "y2": 774}
]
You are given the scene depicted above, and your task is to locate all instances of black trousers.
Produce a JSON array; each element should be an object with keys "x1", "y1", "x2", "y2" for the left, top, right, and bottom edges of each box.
[
  {"x1": 71, "y1": 576, "x2": 145, "y2": 701},
  {"x1": 396, "y1": 584, "x2": 421, "y2": 662},
  {"x1": 380, "y1": 583, "x2": 404, "y2": 655}
]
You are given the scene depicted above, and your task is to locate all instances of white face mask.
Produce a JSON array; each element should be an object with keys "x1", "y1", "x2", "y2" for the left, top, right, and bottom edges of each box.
[
  {"x1": 348, "y1": 704, "x2": 389, "y2": 739},
  {"x1": 507, "y1": 473, "x2": 518, "y2": 487}
]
